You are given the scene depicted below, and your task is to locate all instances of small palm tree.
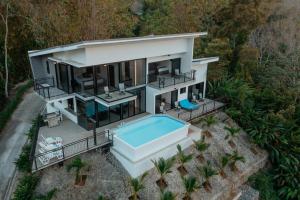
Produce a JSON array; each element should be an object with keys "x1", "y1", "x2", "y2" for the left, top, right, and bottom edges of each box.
[
  {"x1": 177, "y1": 144, "x2": 193, "y2": 174},
  {"x1": 228, "y1": 151, "x2": 245, "y2": 172},
  {"x1": 224, "y1": 126, "x2": 240, "y2": 148},
  {"x1": 219, "y1": 154, "x2": 230, "y2": 178},
  {"x1": 197, "y1": 161, "x2": 218, "y2": 192},
  {"x1": 129, "y1": 172, "x2": 148, "y2": 200},
  {"x1": 201, "y1": 115, "x2": 217, "y2": 137},
  {"x1": 152, "y1": 157, "x2": 176, "y2": 188},
  {"x1": 66, "y1": 156, "x2": 86, "y2": 184},
  {"x1": 160, "y1": 190, "x2": 177, "y2": 200},
  {"x1": 193, "y1": 136, "x2": 210, "y2": 162},
  {"x1": 182, "y1": 176, "x2": 200, "y2": 200}
]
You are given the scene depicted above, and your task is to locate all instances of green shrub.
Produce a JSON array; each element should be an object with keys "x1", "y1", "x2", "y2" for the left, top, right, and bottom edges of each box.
[
  {"x1": 248, "y1": 171, "x2": 279, "y2": 200},
  {"x1": 15, "y1": 144, "x2": 32, "y2": 172},
  {"x1": 12, "y1": 174, "x2": 39, "y2": 200},
  {"x1": 33, "y1": 188, "x2": 57, "y2": 200},
  {"x1": 0, "y1": 80, "x2": 32, "y2": 132}
]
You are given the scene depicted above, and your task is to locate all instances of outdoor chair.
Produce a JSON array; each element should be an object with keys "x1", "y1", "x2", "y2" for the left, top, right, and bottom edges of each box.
[
  {"x1": 174, "y1": 69, "x2": 180, "y2": 78},
  {"x1": 174, "y1": 101, "x2": 181, "y2": 111},
  {"x1": 119, "y1": 83, "x2": 126, "y2": 95},
  {"x1": 160, "y1": 105, "x2": 166, "y2": 114},
  {"x1": 104, "y1": 86, "x2": 112, "y2": 98}
]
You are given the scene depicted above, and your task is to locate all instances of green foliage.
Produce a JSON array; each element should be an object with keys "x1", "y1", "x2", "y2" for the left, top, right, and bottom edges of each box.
[
  {"x1": 220, "y1": 154, "x2": 230, "y2": 169},
  {"x1": 152, "y1": 157, "x2": 175, "y2": 180},
  {"x1": 15, "y1": 144, "x2": 32, "y2": 172},
  {"x1": 129, "y1": 172, "x2": 148, "y2": 200},
  {"x1": 33, "y1": 188, "x2": 57, "y2": 200},
  {"x1": 0, "y1": 80, "x2": 32, "y2": 132},
  {"x1": 224, "y1": 126, "x2": 240, "y2": 140},
  {"x1": 193, "y1": 136, "x2": 210, "y2": 154},
  {"x1": 228, "y1": 151, "x2": 245, "y2": 167},
  {"x1": 197, "y1": 161, "x2": 218, "y2": 184},
  {"x1": 249, "y1": 171, "x2": 279, "y2": 200},
  {"x1": 160, "y1": 190, "x2": 176, "y2": 200},
  {"x1": 12, "y1": 175, "x2": 39, "y2": 200},
  {"x1": 66, "y1": 156, "x2": 86, "y2": 181},
  {"x1": 181, "y1": 176, "x2": 200, "y2": 198},
  {"x1": 176, "y1": 144, "x2": 193, "y2": 167},
  {"x1": 202, "y1": 115, "x2": 217, "y2": 128}
]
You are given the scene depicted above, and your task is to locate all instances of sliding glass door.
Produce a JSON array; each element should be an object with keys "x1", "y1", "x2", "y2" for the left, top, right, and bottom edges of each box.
[{"x1": 56, "y1": 63, "x2": 70, "y2": 93}]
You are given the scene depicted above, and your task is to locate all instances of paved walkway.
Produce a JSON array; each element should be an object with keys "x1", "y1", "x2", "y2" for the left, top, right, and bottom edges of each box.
[{"x1": 0, "y1": 89, "x2": 44, "y2": 199}]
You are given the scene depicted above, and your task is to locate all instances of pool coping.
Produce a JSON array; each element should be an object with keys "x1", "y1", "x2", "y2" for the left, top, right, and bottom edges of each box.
[{"x1": 112, "y1": 114, "x2": 190, "y2": 149}]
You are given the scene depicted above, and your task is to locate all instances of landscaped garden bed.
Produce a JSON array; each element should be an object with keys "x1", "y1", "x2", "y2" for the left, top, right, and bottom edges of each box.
[{"x1": 33, "y1": 112, "x2": 268, "y2": 200}]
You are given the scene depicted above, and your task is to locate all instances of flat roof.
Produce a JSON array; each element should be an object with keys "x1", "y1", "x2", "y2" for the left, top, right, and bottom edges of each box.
[{"x1": 28, "y1": 32, "x2": 207, "y2": 57}]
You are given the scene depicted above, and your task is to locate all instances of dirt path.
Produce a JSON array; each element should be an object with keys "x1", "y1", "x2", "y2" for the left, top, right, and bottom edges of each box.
[{"x1": 0, "y1": 88, "x2": 44, "y2": 199}]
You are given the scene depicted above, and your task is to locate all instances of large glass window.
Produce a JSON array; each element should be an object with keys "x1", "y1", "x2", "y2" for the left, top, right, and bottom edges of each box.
[
  {"x1": 76, "y1": 99, "x2": 95, "y2": 130},
  {"x1": 56, "y1": 63, "x2": 70, "y2": 93},
  {"x1": 130, "y1": 87, "x2": 146, "y2": 114},
  {"x1": 109, "y1": 104, "x2": 121, "y2": 123},
  {"x1": 119, "y1": 59, "x2": 146, "y2": 87},
  {"x1": 71, "y1": 66, "x2": 95, "y2": 97}
]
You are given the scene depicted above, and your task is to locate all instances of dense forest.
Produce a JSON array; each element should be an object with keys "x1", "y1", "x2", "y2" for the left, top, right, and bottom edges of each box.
[{"x1": 0, "y1": 0, "x2": 299, "y2": 199}]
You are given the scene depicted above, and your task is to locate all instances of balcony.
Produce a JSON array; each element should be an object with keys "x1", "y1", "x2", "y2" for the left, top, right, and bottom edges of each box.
[
  {"x1": 147, "y1": 70, "x2": 195, "y2": 89},
  {"x1": 34, "y1": 76, "x2": 67, "y2": 100}
]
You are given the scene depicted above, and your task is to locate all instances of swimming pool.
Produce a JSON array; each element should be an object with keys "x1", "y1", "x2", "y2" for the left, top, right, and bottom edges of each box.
[
  {"x1": 112, "y1": 115, "x2": 190, "y2": 177},
  {"x1": 114, "y1": 115, "x2": 185, "y2": 147}
]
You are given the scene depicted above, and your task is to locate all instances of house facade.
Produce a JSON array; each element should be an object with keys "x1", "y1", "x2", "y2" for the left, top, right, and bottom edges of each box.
[{"x1": 28, "y1": 32, "x2": 218, "y2": 130}]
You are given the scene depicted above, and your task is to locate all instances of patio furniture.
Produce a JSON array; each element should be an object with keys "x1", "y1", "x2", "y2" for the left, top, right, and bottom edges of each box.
[
  {"x1": 174, "y1": 101, "x2": 181, "y2": 111},
  {"x1": 174, "y1": 69, "x2": 180, "y2": 78},
  {"x1": 44, "y1": 111, "x2": 61, "y2": 128},
  {"x1": 104, "y1": 86, "x2": 112, "y2": 99},
  {"x1": 179, "y1": 99, "x2": 200, "y2": 111},
  {"x1": 119, "y1": 83, "x2": 125, "y2": 95},
  {"x1": 160, "y1": 105, "x2": 166, "y2": 114}
]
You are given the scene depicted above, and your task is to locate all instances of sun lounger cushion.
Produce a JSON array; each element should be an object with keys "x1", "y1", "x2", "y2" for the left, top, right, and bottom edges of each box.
[{"x1": 179, "y1": 99, "x2": 200, "y2": 111}]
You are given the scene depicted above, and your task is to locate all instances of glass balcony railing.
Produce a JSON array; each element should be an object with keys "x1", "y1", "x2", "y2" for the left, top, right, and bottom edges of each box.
[{"x1": 147, "y1": 70, "x2": 195, "y2": 89}]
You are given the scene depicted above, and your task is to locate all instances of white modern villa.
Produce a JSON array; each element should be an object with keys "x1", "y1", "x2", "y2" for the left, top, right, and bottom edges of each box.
[{"x1": 28, "y1": 32, "x2": 221, "y2": 177}]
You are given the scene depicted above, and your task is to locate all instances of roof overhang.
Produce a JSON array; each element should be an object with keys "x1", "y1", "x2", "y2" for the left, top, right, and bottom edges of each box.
[
  {"x1": 48, "y1": 57, "x2": 85, "y2": 68},
  {"x1": 28, "y1": 32, "x2": 208, "y2": 58},
  {"x1": 192, "y1": 57, "x2": 219, "y2": 65}
]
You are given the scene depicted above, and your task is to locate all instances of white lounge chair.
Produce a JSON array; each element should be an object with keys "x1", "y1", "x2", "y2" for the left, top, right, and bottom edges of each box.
[
  {"x1": 119, "y1": 83, "x2": 125, "y2": 95},
  {"x1": 104, "y1": 86, "x2": 112, "y2": 98},
  {"x1": 174, "y1": 101, "x2": 181, "y2": 111}
]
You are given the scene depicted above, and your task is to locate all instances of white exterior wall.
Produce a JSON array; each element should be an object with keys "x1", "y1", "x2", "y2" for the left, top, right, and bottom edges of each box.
[{"x1": 84, "y1": 38, "x2": 189, "y2": 66}]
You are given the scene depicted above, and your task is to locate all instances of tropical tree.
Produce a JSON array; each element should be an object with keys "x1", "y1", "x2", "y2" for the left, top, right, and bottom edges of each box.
[
  {"x1": 228, "y1": 151, "x2": 245, "y2": 172},
  {"x1": 129, "y1": 172, "x2": 148, "y2": 200},
  {"x1": 182, "y1": 176, "x2": 200, "y2": 200},
  {"x1": 160, "y1": 190, "x2": 177, "y2": 200},
  {"x1": 193, "y1": 136, "x2": 210, "y2": 162},
  {"x1": 201, "y1": 115, "x2": 217, "y2": 137},
  {"x1": 197, "y1": 161, "x2": 218, "y2": 191},
  {"x1": 224, "y1": 126, "x2": 241, "y2": 148},
  {"x1": 219, "y1": 154, "x2": 230, "y2": 178},
  {"x1": 152, "y1": 157, "x2": 176, "y2": 188},
  {"x1": 176, "y1": 144, "x2": 193, "y2": 175},
  {"x1": 66, "y1": 156, "x2": 86, "y2": 185}
]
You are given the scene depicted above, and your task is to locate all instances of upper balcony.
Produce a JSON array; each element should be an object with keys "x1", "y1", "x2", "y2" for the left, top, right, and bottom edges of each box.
[{"x1": 147, "y1": 70, "x2": 195, "y2": 89}]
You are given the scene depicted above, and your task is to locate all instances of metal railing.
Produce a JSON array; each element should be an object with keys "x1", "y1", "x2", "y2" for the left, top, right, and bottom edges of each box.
[
  {"x1": 177, "y1": 98, "x2": 226, "y2": 121},
  {"x1": 33, "y1": 76, "x2": 66, "y2": 99},
  {"x1": 31, "y1": 128, "x2": 113, "y2": 172},
  {"x1": 147, "y1": 70, "x2": 195, "y2": 89}
]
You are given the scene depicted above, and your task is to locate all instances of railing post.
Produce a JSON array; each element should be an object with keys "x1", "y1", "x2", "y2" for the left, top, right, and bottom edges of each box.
[
  {"x1": 159, "y1": 77, "x2": 161, "y2": 88},
  {"x1": 62, "y1": 146, "x2": 65, "y2": 159},
  {"x1": 47, "y1": 87, "x2": 50, "y2": 99},
  {"x1": 93, "y1": 123, "x2": 97, "y2": 146},
  {"x1": 86, "y1": 137, "x2": 89, "y2": 149}
]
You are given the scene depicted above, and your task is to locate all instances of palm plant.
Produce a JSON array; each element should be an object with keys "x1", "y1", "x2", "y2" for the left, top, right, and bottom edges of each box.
[
  {"x1": 129, "y1": 172, "x2": 148, "y2": 200},
  {"x1": 182, "y1": 176, "x2": 200, "y2": 200},
  {"x1": 201, "y1": 115, "x2": 217, "y2": 137},
  {"x1": 160, "y1": 190, "x2": 177, "y2": 200},
  {"x1": 197, "y1": 161, "x2": 218, "y2": 192},
  {"x1": 152, "y1": 157, "x2": 176, "y2": 188},
  {"x1": 176, "y1": 144, "x2": 193, "y2": 175},
  {"x1": 193, "y1": 136, "x2": 210, "y2": 162},
  {"x1": 228, "y1": 151, "x2": 245, "y2": 172},
  {"x1": 219, "y1": 154, "x2": 230, "y2": 178},
  {"x1": 66, "y1": 156, "x2": 86, "y2": 185},
  {"x1": 224, "y1": 126, "x2": 241, "y2": 148}
]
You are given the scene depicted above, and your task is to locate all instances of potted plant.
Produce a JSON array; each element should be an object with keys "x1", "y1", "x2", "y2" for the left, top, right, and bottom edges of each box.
[
  {"x1": 219, "y1": 154, "x2": 230, "y2": 178},
  {"x1": 176, "y1": 144, "x2": 193, "y2": 176},
  {"x1": 182, "y1": 176, "x2": 200, "y2": 200},
  {"x1": 160, "y1": 190, "x2": 177, "y2": 200},
  {"x1": 66, "y1": 156, "x2": 87, "y2": 186},
  {"x1": 129, "y1": 172, "x2": 148, "y2": 200},
  {"x1": 197, "y1": 161, "x2": 218, "y2": 192},
  {"x1": 193, "y1": 136, "x2": 210, "y2": 162},
  {"x1": 201, "y1": 115, "x2": 217, "y2": 138},
  {"x1": 228, "y1": 151, "x2": 245, "y2": 172},
  {"x1": 224, "y1": 126, "x2": 241, "y2": 148},
  {"x1": 152, "y1": 157, "x2": 176, "y2": 190}
]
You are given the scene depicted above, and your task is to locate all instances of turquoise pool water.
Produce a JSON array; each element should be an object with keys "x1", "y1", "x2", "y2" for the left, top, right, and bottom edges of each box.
[{"x1": 114, "y1": 115, "x2": 185, "y2": 147}]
